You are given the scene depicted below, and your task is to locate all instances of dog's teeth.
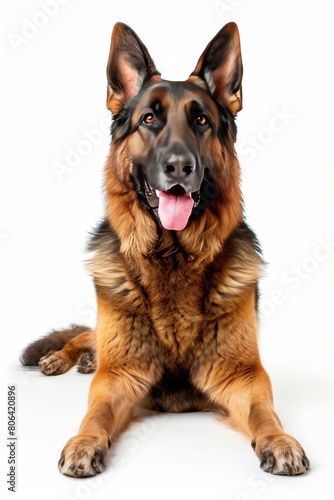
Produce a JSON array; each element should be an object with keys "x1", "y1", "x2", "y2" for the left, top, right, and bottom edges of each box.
[{"x1": 155, "y1": 190, "x2": 160, "y2": 198}]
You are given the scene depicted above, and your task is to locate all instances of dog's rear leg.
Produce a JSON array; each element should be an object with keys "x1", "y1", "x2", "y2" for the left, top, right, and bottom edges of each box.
[{"x1": 39, "y1": 331, "x2": 96, "y2": 376}]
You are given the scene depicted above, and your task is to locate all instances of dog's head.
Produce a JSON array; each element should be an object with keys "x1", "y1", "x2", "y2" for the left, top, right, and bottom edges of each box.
[{"x1": 106, "y1": 23, "x2": 243, "y2": 232}]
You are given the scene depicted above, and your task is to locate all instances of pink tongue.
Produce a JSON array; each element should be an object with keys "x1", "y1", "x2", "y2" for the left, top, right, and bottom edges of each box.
[{"x1": 157, "y1": 191, "x2": 194, "y2": 231}]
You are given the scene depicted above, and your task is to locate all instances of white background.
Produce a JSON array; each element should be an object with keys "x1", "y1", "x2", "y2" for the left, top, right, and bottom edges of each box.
[{"x1": 1, "y1": 0, "x2": 333, "y2": 499}]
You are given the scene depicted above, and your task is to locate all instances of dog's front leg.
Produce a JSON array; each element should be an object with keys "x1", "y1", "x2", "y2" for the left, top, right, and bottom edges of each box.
[
  {"x1": 195, "y1": 290, "x2": 310, "y2": 475},
  {"x1": 58, "y1": 296, "x2": 159, "y2": 477},
  {"x1": 228, "y1": 366, "x2": 310, "y2": 475},
  {"x1": 246, "y1": 378, "x2": 310, "y2": 475},
  {"x1": 58, "y1": 366, "x2": 151, "y2": 477},
  {"x1": 197, "y1": 358, "x2": 310, "y2": 475}
]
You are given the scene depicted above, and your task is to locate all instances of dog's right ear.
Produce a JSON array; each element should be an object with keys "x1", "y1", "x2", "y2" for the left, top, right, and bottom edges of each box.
[{"x1": 106, "y1": 23, "x2": 160, "y2": 114}]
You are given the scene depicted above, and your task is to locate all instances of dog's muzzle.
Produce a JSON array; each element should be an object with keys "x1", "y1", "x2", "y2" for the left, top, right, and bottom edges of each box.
[{"x1": 136, "y1": 173, "x2": 219, "y2": 232}]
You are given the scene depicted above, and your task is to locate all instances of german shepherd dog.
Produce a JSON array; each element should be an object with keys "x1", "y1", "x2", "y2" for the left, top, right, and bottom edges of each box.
[{"x1": 21, "y1": 22, "x2": 310, "y2": 477}]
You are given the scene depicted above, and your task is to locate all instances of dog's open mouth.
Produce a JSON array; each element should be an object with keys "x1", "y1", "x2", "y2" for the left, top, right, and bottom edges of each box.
[
  {"x1": 133, "y1": 166, "x2": 219, "y2": 231},
  {"x1": 155, "y1": 186, "x2": 194, "y2": 231},
  {"x1": 140, "y1": 176, "x2": 201, "y2": 231}
]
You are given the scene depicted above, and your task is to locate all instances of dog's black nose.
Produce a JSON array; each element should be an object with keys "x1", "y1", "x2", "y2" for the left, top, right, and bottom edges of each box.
[{"x1": 163, "y1": 152, "x2": 196, "y2": 179}]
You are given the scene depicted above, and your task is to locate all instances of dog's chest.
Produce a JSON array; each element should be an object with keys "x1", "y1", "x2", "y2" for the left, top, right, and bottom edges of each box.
[{"x1": 142, "y1": 263, "x2": 207, "y2": 356}]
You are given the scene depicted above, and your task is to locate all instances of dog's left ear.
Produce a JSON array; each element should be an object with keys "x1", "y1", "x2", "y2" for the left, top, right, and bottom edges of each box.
[
  {"x1": 191, "y1": 22, "x2": 243, "y2": 116},
  {"x1": 106, "y1": 23, "x2": 160, "y2": 114}
]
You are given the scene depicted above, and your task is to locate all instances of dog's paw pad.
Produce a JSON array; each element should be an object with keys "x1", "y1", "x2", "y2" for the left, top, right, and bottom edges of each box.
[
  {"x1": 58, "y1": 436, "x2": 108, "y2": 477},
  {"x1": 39, "y1": 351, "x2": 70, "y2": 376},
  {"x1": 257, "y1": 435, "x2": 310, "y2": 476},
  {"x1": 77, "y1": 352, "x2": 96, "y2": 374}
]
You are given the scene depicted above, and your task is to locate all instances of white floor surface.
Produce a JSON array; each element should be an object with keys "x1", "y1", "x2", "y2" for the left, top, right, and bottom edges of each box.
[{"x1": 3, "y1": 352, "x2": 333, "y2": 500}]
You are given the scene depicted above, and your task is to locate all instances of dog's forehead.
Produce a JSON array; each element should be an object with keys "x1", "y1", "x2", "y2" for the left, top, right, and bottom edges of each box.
[{"x1": 137, "y1": 79, "x2": 215, "y2": 110}]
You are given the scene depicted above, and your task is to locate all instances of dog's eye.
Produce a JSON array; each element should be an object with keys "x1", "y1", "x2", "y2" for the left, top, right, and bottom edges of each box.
[
  {"x1": 196, "y1": 114, "x2": 209, "y2": 127},
  {"x1": 143, "y1": 113, "x2": 155, "y2": 125}
]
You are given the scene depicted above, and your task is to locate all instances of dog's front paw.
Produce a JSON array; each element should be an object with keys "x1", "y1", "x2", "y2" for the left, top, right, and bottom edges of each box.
[
  {"x1": 38, "y1": 351, "x2": 71, "y2": 375},
  {"x1": 253, "y1": 434, "x2": 310, "y2": 476},
  {"x1": 58, "y1": 435, "x2": 110, "y2": 477}
]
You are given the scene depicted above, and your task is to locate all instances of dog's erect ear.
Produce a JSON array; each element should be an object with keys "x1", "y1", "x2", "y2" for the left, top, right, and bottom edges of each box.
[
  {"x1": 191, "y1": 22, "x2": 243, "y2": 116},
  {"x1": 106, "y1": 23, "x2": 160, "y2": 114}
]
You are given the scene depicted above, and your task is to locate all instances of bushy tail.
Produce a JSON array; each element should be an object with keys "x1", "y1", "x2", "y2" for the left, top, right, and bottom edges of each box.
[{"x1": 20, "y1": 324, "x2": 93, "y2": 366}]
